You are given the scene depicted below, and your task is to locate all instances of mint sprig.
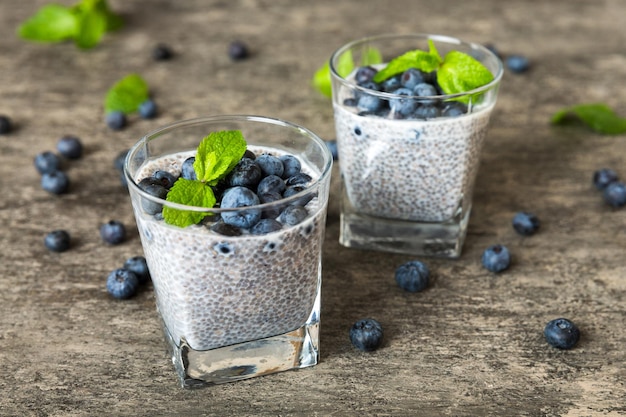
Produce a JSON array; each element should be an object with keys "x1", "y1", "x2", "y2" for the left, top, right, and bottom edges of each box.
[
  {"x1": 104, "y1": 74, "x2": 149, "y2": 114},
  {"x1": 551, "y1": 103, "x2": 626, "y2": 135},
  {"x1": 163, "y1": 130, "x2": 247, "y2": 228},
  {"x1": 17, "y1": 0, "x2": 123, "y2": 49}
]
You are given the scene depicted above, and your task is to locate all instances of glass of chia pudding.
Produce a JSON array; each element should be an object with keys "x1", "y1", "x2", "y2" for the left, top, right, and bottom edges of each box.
[
  {"x1": 330, "y1": 33, "x2": 503, "y2": 258},
  {"x1": 124, "y1": 115, "x2": 333, "y2": 387}
]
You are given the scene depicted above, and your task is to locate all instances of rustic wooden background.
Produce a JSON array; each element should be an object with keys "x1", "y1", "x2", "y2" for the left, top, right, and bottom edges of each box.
[{"x1": 1, "y1": 0, "x2": 625, "y2": 416}]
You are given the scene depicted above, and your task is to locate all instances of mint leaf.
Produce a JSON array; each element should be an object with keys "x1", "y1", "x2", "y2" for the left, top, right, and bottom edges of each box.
[
  {"x1": 163, "y1": 179, "x2": 217, "y2": 228},
  {"x1": 436, "y1": 51, "x2": 494, "y2": 100},
  {"x1": 17, "y1": 4, "x2": 78, "y2": 42},
  {"x1": 312, "y1": 50, "x2": 356, "y2": 98},
  {"x1": 104, "y1": 73, "x2": 149, "y2": 113},
  {"x1": 74, "y1": 4, "x2": 107, "y2": 49},
  {"x1": 372, "y1": 48, "x2": 442, "y2": 83},
  {"x1": 551, "y1": 103, "x2": 626, "y2": 135},
  {"x1": 194, "y1": 130, "x2": 247, "y2": 184}
]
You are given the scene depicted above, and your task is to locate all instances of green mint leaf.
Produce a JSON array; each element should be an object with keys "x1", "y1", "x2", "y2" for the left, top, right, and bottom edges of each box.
[
  {"x1": 551, "y1": 103, "x2": 626, "y2": 135},
  {"x1": 193, "y1": 130, "x2": 247, "y2": 184},
  {"x1": 163, "y1": 179, "x2": 217, "y2": 228},
  {"x1": 372, "y1": 48, "x2": 442, "y2": 83},
  {"x1": 74, "y1": 5, "x2": 107, "y2": 48},
  {"x1": 436, "y1": 51, "x2": 494, "y2": 102},
  {"x1": 312, "y1": 50, "x2": 355, "y2": 98},
  {"x1": 104, "y1": 73, "x2": 149, "y2": 113},
  {"x1": 17, "y1": 4, "x2": 78, "y2": 42}
]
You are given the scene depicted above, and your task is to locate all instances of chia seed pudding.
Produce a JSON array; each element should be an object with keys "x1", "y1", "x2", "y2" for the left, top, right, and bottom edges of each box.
[
  {"x1": 132, "y1": 147, "x2": 326, "y2": 352},
  {"x1": 334, "y1": 101, "x2": 494, "y2": 222}
]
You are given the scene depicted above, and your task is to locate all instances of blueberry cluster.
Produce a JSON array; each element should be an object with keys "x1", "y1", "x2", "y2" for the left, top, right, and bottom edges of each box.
[
  {"x1": 344, "y1": 66, "x2": 468, "y2": 120},
  {"x1": 106, "y1": 255, "x2": 151, "y2": 299},
  {"x1": 139, "y1": 150, "x2": 315, "y2": 235},
  {"x1": 593, "y1": 168, "x2": 626, "y2": 208},
  {"x1": 34, "y1": 135, "x2": 84, "y2": 195}
]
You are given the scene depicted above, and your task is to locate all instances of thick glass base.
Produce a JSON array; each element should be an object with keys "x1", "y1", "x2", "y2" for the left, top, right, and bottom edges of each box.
[
  {"x1": 339, "y1": 184, "x2": 470, "y2": 258},
  {"x1": 162, "y1": 298, "x2": 320, "y2": 388}
]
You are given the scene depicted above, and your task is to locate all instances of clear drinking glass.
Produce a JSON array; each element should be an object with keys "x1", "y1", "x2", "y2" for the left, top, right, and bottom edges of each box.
[
  {"x1": 330, "y1": 33, "x2": 503, "y2": 258},
  {"x1": 124, "y1": 115, "x2": 333, "y2": 387}
]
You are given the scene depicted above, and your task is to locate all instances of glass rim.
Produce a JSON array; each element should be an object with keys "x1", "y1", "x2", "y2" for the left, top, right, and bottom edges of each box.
[
  {"x1": 123, "y1": 114, "x2": 333, "y2": 214},
  {"x1": 329, "y1": 32, "x2": 504, "y2": 100}
]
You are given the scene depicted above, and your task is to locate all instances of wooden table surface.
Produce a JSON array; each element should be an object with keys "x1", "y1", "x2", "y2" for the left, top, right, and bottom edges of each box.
[{"x1": 1, "y1": 1, "x2": 625, "y2": 416}]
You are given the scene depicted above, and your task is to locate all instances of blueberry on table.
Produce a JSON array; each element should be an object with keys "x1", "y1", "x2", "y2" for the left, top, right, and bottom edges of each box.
[
  {"x1": 100, "y1": 220, "x2": 127, "y2": 245},
  {"x1": 106, "y1": 268, "x2": 139, "y2": 299},
  {"x1": 56, "y1": 135, "x2": 83, "y2": 159},
  {"x1": 544, "y1": 318, "x2": 580, "y2": 350},
  {"x1": 350, "y1": 318, "x2": 384, "y2": 352},
  {"x1": 395, "y1": 260, "x2": 430, "y2": 292},
  {"x1": 152, "y1": 43, "x2": 173, "y2": 61},
  {"x1": 512, "y1": 212, "x2": 540, "y2": 236},
  {"x1": 138, "y1": 99, "x2": 158, "y2": 119},
  {"x1": 481, "y1": 244, "x2": 511, "y2": 273},
  {"x1": 603, "y1": 181, "x2": 626, "y2": 207},
  {"x1": 105, "y1": 111, "x2": 127, "y2": 131},
  {"x1": 228, "y1": 40, "x2": 249, "y2": 61},
  {"x1": 593, "y1": 168, "x2": 619, "y2": 190},
  {"x1": 505, "y1": 55, "x2": 530, "y2": 74},
  {"x1": 41, "y1": 171, "x2": 69, "y2": 194},
  {"x1": 0, "y1": 115, "x2": 13, "y2": 134},
  {"x1": 44, "y1": 230, "x2": 71, "y2": 252},
  {"x1": 34, "y1": 151, "x2": 61, "y2": 175},
  {"x1": 123, "y1": 256, "x2": 151, "y2": 284}
]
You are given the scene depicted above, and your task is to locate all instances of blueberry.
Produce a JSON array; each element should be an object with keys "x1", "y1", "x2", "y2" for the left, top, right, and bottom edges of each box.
[
  {"x1": 0, "y1": 115, "x2": 13, "y2": 134},
  {"x1": 442, "y1": 102, "x2": 468, "y2": 117},
  {"x1": 283, "y1": 185, "x2": 314, "y2": 206},
  {"x1": 603, "y1": 181, "x2": 626, "y2": 207},
  {"x1": 106, "y1": 268, "x2": 139, "y2": 299},
  {"x1": 243, "y1": 149, "x2": 257, "y2": 160},
  {"x1": 278, "y1": 205, "x2": 308, "y2": 226},
  {"x1": 258, "y1": 191, "x2": 283, "y2": 218},
  {"x1": 250, "y1": 218, "x2": 283, "y2": 235},
  {"x1": 181, "y1": 157, "x2": 197, "y2": 180},
  {"x1": 506, "y1": 55, "x2": 530, "y2": 74},
  {"x1": 349, "y1": 318, "x2": 383, "y2": 352},
  {"x1": 152, "y1": 43, "x2": 173, "y2": 61},
  {"x1": 210, "y1": 220, "x2": 242, "y2": 236},
  {"x1": 123, "y1": 256, "x2": 151, "y2": 284},
  {"x1": 44, "y1": 230, "x2": 71, "y2": 252},
  {"x1": 357, "y1": 92, "x2": 383, "y2": 113},
  {"x1": 256, "y1": 154, "x2": 284, "y2": 177},
  {"x1": 228, "y1": 40, "x2": 249, "y2": 60},
  {"x1": 34, "y1": 151, "x2": 61, "y2": 175},
  {"x1": 138, "y1": 177, "x2": 168, "y2": 215},
  {"x1": 41, "y1": 171, "x2": 69, "y2": 194},
  {"x1": 152, "y1": 170, "x2": 177, "y2": 189},
  {"x1": 220, "y1": 186, "x2": 261, "y2": 228},
  {"x1": 279, "y1": 154, "x2": 301, "y2": 178},
  {"x1": 381, "y1": 74, "x2": 402, "y2": 92},
  {"x1": 100, "y1": 220, "x2": 127, "y2": 245},
  {"x1": 257, "y1": 174, "x2": 286, "y2": 195},
  {"x1": 593, "y1": 168, "x2": 619, "y2": 190},
  {"x1": 138, "y1": 99, "x2": 158, "y2": 119},
  {"x1": 285, "y1": 172, "x2": 312, "y2": 187},
  {"x1": 325, "y1": 140, "x2": 338, "y2": 161},
  {"x1": 401, "y1": 68, "x2": 427, "y2": 90},
  {"x1": 481, "y1": 244, "x2": 511, "y2": 273},
  {"x1": 56, "y1": 135, "x2": 83, "y2": 159},
  {"x1": 226, "y1": 157, "x2": 262, "y2": 188},
  {"x1": 413, "y1": 82, "x2": 438, "y2": 103},
  {"x1": 544, "y1": 318, "x2": 580, "y2": 350},
  {"x1": 512, "y1": 212, "x2": 540, "y2": 236},
  {"x1": 106, "y1": 111, "x2": 127, "y2": 130},
  {"x1": 390, "y1": 88, "x2": 417, "y2": 116},
  {"x1": 395, "y1": 260, "x2": 430, "y2": 292},
  {"x1": 412, "y1": 104, "x2": 440, "y2": 119},
  {"x1": 355, "y1": 66, "x2": 378, "y2": 84}
]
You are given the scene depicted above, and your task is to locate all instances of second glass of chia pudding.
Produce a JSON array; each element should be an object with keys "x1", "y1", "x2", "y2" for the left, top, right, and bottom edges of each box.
[
  {"x1": 124, "y1": 115, "x2": 333, "y2": 387},
  {"x1": 330, "y1": 33, "x2": 503, "y2": 258}
]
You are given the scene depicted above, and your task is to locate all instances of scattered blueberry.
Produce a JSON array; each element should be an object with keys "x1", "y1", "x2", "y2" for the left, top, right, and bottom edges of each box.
[
  {"x1": 152, "y1": 43, "x2": 173, "y2": 61},
  {"x1": 512, "y1": 212, "x2": 540, "y2": 236},
  {"x1": 106, "y1": 111, "x2": 127, "y2": 131},
  {"x1": 544, "y1": 318, "x2": 580, "y2": 350},
  {"x1": 280, "y1": 154, "x2": 302, "y2": 178},
  {"x1": 506, "y1": 55, "x2": 530, "y2": 74},
  {"x1": 256, "y1": 154, "x2": 284, "y2": 177},
  {"x1": 251, "y1": 218, "x2": 283, "y2": 235},
  {"x1": 0, "y1": 115, "x2": 12, "y2": 134},
  {"x1": 395, "y1": 260, "x2": 430, "y2": 292},
  {"x1": 34, "y1": 151, "x2": 61, "y2": 175},
  {"x1": 123, "y1": 256, "x2": 151, "y2": 284},
  {"x1": 106, "y1": 268, "x2": 140, "y2": 299},
  {"x1": 481, "y1": 244, "x2": 511, "y2": 273},
  {"x1": 349, "y1": 318, "x2": 384, "y2": 352},
  {"x1": 278, "y1": 205, "x2": 308, "y2": 226},
  {"x1": 44, "y1": 230, "x2": 71, "y2": 252},
  {"x1": 593, "y1": 168, "x2": 619, "y2": 190},
  {"x1": 226, "y1": 157, "x2": 262, "y2": 188},
  {"x1": 100, "y1": 220, "x2": 127, "y2": 245},
  {"x1": 220, "y1": 186, "x2": 261, "y2": 228},
  {"x1": 56, "y1": 135, "x2": 83, "y2": 159},
  {"x1": 138, "y1": 99, "x2": 158, "y2": 119},
  {"x1": 228, "y1": 40, "x2": 249, "y2": 61},
  {"x1": 603, "y1": 181, "x2": 626, "y2": 207},
  {"x1": 41, "y1": 170, "x2": 69, "y2": 194},
  {"x1": 325, "y1": 140, "x2": 338, "y2": 160},
  {"x1": 181, "y1": 157, "x2": 197, "y2": 180}
]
